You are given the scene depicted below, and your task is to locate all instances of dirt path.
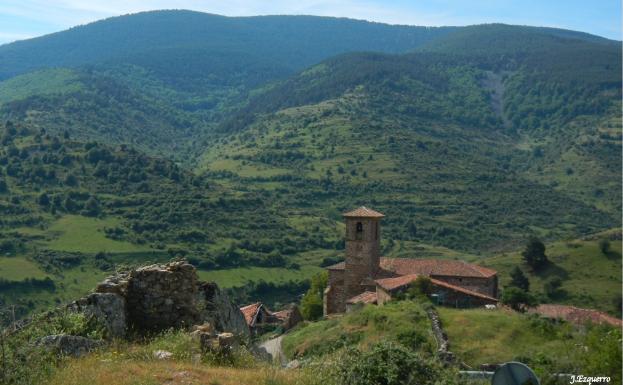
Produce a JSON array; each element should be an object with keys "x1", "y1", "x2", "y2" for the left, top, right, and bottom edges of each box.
[{"x1": 259, "y1": 335, "x2": 287, "y2": 366}]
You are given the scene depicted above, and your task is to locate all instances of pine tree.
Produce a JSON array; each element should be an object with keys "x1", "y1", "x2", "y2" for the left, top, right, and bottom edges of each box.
[{"x1": 509, "y1": 266, "x2": 529, "y2": 291}]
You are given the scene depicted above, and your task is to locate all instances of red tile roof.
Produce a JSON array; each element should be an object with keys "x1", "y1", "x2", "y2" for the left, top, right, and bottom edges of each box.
[
  {"x1": 428, "y1": 278, "x2": 498, "y2": 302},
  {"x1": 343, "y1": 206, "x2": 385, "y2": 218},
  {"x1": 529, "y1": 304, "x2": 622, "y2": 327},
  {"x1": 380, "y1": 258, "x2": 497, "y2": 278},
  {"x1": 326, "y1": 258, "x2": 497, "y2": 278},
  {"x1": 375, "y1": 274, "x2": 420, "y2": 291},
  {"x1": 374, "y1": 274, "x2": 498, "y2": 302},
  {"x1": 240, "y1": 302, "x2": 262, "y2": 326},
  {"x1": 346, "y1": 291, "x2": 378, "y2": 304},
  {"x1": 271, "y1": 309, "x2": 291, "y2": 321}
]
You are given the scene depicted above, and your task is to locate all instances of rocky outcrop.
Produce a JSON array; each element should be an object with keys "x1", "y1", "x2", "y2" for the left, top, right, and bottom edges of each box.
[
  {"x1": 68, "y1": 292, "x2": 126, "y2": 338},
  {"x1": 198, "y1": 282, "x2": 250, "y2": 337},
  {"x1": 68, "y1": 260, "x2": 249, "y2": 339},
  {"x1": 36, "y1": 334, "x2": 103, "y2": 357}
]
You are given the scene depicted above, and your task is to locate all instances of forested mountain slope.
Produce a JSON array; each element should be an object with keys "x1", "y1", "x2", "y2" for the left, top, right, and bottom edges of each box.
[
  {"x1": 202, "y1": 27, "x2": 621, "y2": 252},
  {"x1": 0, "y1": 11, "x2": 459, "y2": 160}
]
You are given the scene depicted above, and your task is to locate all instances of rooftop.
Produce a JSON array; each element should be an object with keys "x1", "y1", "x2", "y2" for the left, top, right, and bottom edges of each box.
[
  {"x1": 343, "y1": 206, "x2": 385, "y2": 218},
  {"x1": 346, "y1": 291, "x2": 378, "y2": 304},
  {"x1": 374, "y1": 274, "x2": 498, "y2": 302},
  {"x1": 528, "y1": 304, "x2": 622, "y2": 327},
  {"x1": 326, "y1": 257, "x2": 497, "y2": 278},
  {"x1": 240, "y1": 302, "x2": 262, "y2": 326},
  {"x1": 381, "y1": 258, "x2": 497, "y2": 278}
]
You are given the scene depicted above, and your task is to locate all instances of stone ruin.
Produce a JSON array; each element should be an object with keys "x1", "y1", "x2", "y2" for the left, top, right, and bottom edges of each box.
[{"x1": 68, "y1": 261, "x2": 250, "y2": 339}]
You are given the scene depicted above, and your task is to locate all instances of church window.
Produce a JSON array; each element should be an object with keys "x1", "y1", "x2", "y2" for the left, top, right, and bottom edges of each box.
[{"x1": 356, "y1": 222, "x2": 363, "y2": 240}]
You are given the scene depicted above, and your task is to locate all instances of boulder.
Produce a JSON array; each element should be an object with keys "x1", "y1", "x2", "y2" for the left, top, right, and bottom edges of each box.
[
  {"x1": 36, "y1": 334, "x2": 103, "y2": 357},
  {"x1": 153, "y1": 350, "x2": 174, "y2": 360},
  {"x1": 286, "y1": 359, "x2": 302, "y2": 369},
  {"x1": 250, "y1": 345, "x2": 272, "y2": 362}
]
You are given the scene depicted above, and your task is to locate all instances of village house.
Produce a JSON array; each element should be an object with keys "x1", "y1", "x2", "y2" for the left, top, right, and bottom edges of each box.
[
  {"x1": 240, "y1": 302, "x2": 303, "y2": 334},
  {"x1": 324, "y1": 207, "x2": 499, "y2": 315}
]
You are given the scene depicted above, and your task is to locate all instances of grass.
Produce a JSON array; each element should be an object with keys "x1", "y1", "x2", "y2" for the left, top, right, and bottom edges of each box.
[
  {"x1": 44, "y1": 215, "x2": 152, "y2": 253},
  {"x1": 197, "y1": 265, "x2": 323, "y2": 288},
  {"x1": 0, "y1": 68, "x2": 83, "y2": 104},
  {"x1": 40, "y1": 329, "x2": 309, "y2": 385},
  {"x1": 481, "y1": 229, "x2": 622, "y2": 314},
  {"x1": 437, "y1": 307, "x2": 617, "y2": 373},
  {"x1": 49, "y1": 360, "x2": 304, "y2": 385},
  {"x1": 282, "y1": 300, "x2": 435, "y2": 359},
  {"x1": 0, "y1": 256, "x2": 49, "y2": 281}
]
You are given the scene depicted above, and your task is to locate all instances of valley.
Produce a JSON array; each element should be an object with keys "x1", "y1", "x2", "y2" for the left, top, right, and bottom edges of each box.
[{"x1": 0, "y1": 10, "x2": 620, "y2": 384}]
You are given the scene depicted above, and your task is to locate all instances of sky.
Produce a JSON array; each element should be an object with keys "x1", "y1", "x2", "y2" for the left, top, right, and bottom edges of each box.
[{"x1": 0, "y1": 0, "x2": 620, "y2": 45}]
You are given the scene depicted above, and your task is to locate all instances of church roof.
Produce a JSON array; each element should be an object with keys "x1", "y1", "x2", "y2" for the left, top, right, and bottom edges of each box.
[
  {"x1": 375, "y1": 274, "x2": 498, "y2": 302},
  {"x1": 325, "y1": 258, "x2": 497, "y2": 278},
  {"x1": 343, "y1": 206, "x2": 385, "y2": 218},
  {"x1": 380, "y1": 258, "x2": 497, "y2": 278}
]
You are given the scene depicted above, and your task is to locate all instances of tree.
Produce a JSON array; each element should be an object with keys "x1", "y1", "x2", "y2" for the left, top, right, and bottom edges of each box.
[
  {"x1": 501, "y1": 287, "x2": 538, "y2": 312},
  {"x1": 406, "y1": 219, "x2": 417, "y2": 239},
  {"x1": 544, "y1": 277, "x2": 563, "y2": 298},
  {"x1": 38, "y1": 192, "x2": 50, "y2": 206},
  {"x1": 521, "y1": 237, "x2": 548, "y2": 270},
  {"x1": 84, "y1": 197, "x2": 101, "y2": 216},
  {"x1": 599, "y1": 239, "x2": 610, "y2": 255},
  {"x1": 407, "y1": 276, "x2": 433, "y2": 298},
  {"x1": 300, "y1": 271, "x2": 327, "y2": 320},
  {"x1": 509, "y1": 266, "x2": 530, "y2": 291}
]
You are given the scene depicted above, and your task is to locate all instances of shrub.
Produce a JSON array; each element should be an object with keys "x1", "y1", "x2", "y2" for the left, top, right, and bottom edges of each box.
[
  {"x1": 501, "y1": 287, "x2": 538, "y2": 312},
  {"x1": 599, "y1": 239, "x2": 610, "y2": 255},
  {"x1": 334, "y1": 342, "x2": 456, "y2": 385}
]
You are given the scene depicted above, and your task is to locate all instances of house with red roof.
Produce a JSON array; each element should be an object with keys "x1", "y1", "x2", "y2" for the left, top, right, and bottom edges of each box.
[
  {"x1": 240, "y1": 302, "x2": 303, "y2": 334},
  {"x1": 324, "y1": 207, "x2": 499, "y2": 314}
]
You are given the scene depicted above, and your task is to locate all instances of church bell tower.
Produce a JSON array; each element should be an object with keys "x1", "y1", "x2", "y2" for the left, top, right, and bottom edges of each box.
[{"x1": 343, "y1": 206, "x2": 384, "y2": 300}]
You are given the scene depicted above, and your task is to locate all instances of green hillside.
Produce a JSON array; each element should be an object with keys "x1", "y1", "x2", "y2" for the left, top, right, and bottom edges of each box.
[
  {"x1": 438, "y1": 307, "x2": 621, "y2": 379},
  {"x1": 0, "y1": 14, "x2": 620, "y2": 323},
  {"x1": 200, "y1": 32, "x2": 621, "y2": 253},
  {"x1": 481, "y1": 229, "x2": 622, "y2": 315},
  {"x1": 0, "y1": 123, "x2": 343, "y2": 317}
]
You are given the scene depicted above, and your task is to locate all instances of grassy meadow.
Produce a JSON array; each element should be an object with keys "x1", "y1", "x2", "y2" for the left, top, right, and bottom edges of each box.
[{"x1": 481, "y1": 228, "x2": 621, "y2": 314}]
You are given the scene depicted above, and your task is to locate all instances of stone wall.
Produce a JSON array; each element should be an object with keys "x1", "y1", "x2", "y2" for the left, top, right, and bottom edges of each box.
[
  {"x1": 69, "y1": 261, "x2": 250, "y2": 339},
  {"x1": 324, "y1": 269, "x2": 345, "y2": 314},
  {"x1": 431, "y1": 275, "x2": 498, "y2": 298},
  {"x1": 126, "y1": 262, "x2": 199, "y2": 331}
]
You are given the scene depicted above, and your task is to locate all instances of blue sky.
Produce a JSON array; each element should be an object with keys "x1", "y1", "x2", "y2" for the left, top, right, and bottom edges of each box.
[{"x1": 0, "y1": 0, "x2": 620, "y2": 44}]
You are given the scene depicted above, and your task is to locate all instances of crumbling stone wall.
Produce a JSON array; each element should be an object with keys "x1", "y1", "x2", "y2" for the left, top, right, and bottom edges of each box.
[
  {"x1": 126, "y1": 262, "x2": 200, "y2": 331},
  {"x1": 69, "y1": 261, "x2": 249, "y2": 339}
]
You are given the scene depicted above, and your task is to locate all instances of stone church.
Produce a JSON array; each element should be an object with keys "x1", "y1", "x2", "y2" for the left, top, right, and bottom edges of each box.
[{"x1": 324, "y1": 207, "x2": 498, "y2": 315}]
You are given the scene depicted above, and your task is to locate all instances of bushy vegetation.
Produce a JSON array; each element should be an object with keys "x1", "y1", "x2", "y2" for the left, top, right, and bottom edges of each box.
[
  {"x1": 482, "y1": 230, "x2": 622, "y2": 315},
  {"x1": 283, "y1": 301, "x2": 435, "y2": 359},
  {"x1": 438, "y1": 307, "x2": 621, "y2": 382}
]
